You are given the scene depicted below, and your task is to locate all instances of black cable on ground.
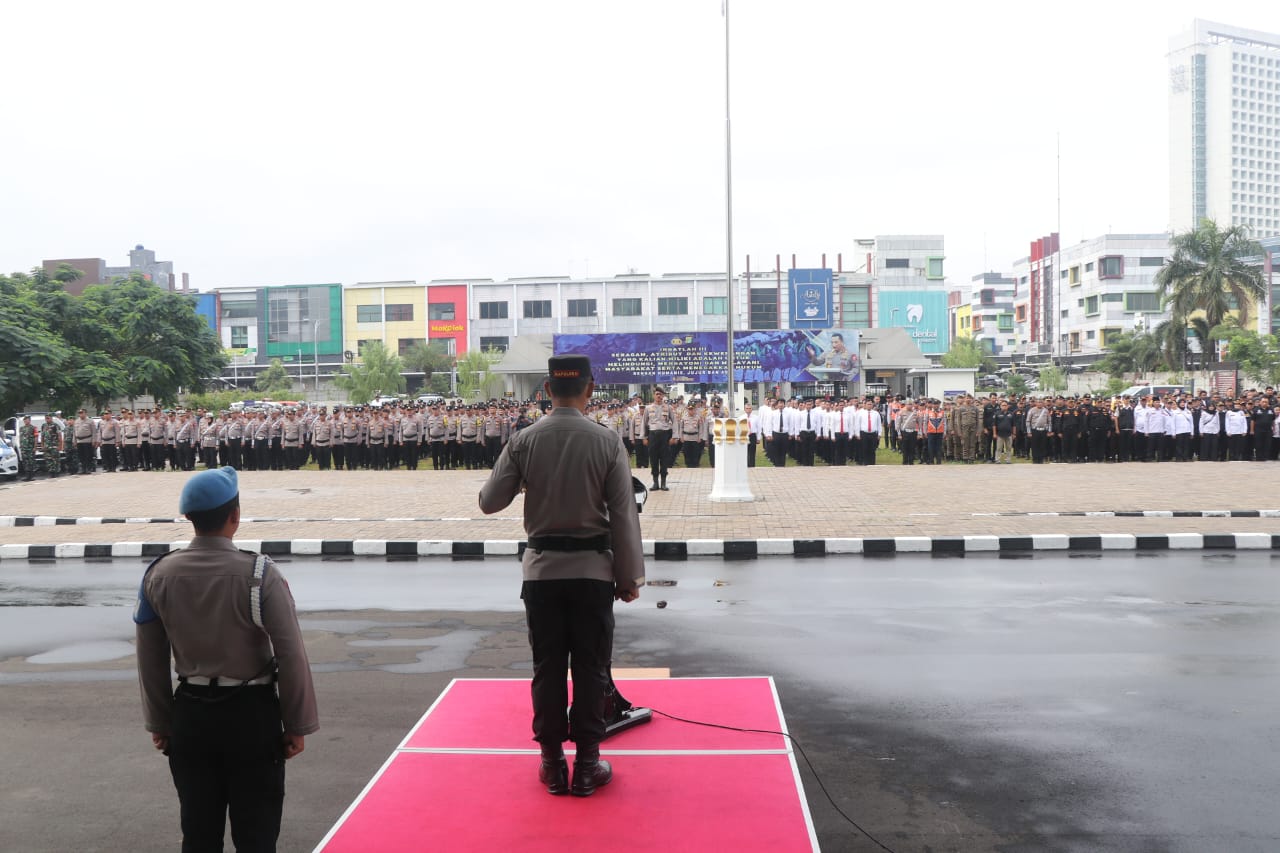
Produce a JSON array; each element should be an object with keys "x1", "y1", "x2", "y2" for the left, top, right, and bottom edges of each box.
[{"x1": 648, "y1": 707, "x2": 898, "y2": 853}]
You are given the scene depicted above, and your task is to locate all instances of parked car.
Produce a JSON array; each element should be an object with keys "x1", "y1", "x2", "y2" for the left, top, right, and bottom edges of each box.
[
  {"x1": 0, "y1": 433, "x2": 18, "y2": 480},
  {"x1": 1117, "y1": 384, "x2": 1188, "y2": 399},
  {"x1": 977, "y1": 374, "x2": 1005, "y2": 389}
]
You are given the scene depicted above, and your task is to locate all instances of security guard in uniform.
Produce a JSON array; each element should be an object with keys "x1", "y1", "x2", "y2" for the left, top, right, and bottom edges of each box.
[
  {"x1": 479, "y1": 355, "x2": 644, "y2": 797},
  {"x1": 135, "y1": 467, "x2": 319, "y2": 851}
]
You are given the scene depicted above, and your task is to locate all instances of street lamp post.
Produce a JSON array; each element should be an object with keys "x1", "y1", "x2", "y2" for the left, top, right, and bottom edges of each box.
[{"x1": 313, "y1": 320, "x2": 320, "y2": 393}]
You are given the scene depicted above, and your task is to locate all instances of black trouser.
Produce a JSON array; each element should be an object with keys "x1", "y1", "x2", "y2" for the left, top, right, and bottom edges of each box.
[
  {"x1": 859, "y1": 431, "x2": 878, "y2": 465},
  {"x1": 284, "y1": 445, "x2": 302, "y2": 470},
  {"x1": 227, "y1": 438, "x2": 242, "y2": 469},
  {"x1": 331, "y1": 444, "x2": 344, "y2": 470},
  {"x1": 1227, "y1": 434, "x2": 1247, "y2": 461},
  {"x1": 797, "y1": 430, "x2": 816, "y2": 466},
  {"x1": 168, "y1": 684, "x2": 285, "y2": 853},
  {"x1": 76, "y1": 442, "x2": 94, "y2": 472},
  {"x1": 122, "y1": 444, "x2": 139, "y2": 471},
  {"x1": 832, "y1": 434, "x2": 847, "y2": 466},
  {"x1": 255, "y1": 441, "x2": 271, "y2": 471},
  {"x1": 1199, "y1": 433, "x2": 1217, "y2": 462},
  {"x1": 1031, "y1": 429, "x2": 1049, "y2": 463},
  {"x1": 402, "y1": 442, "x2": 418, "y2": 470},
  {"x1": 746, "y1": 435, "x2": 757, "y2": 467},
  {"x1": 101, "y1": 443, "x2": 118, "y2": 471},
  {"x1": 681, "y1": 438, "x2": 703, "y2": 468},
  {"x1": 770, "y1": 431, "x2": 788, "y2": 467},
  {"x1": 430, "y1": 440, "x2": 446, "y2": 469},
  {"x1": 1117, "y1": 430, "x2": 1133, "y2": 462},
  {"x1": 1174, "y1": 433, "x2": 1191, "y2": 461},
  {"x1": 314, "y1": 444, "x2": 331, "y2": 470},
  {"x1": 900, "y1": 430, "x2": 918, "y2": 464},
  {"x1": 521, "y1": 578, "x2": 614, "y2": 749},
  {"x1": 485, "y1": 436, "x2": 502, "y2": 468},
  {"x1": 634, "y1": 439, "x2": 649, "y2": 470},
  {"x1": 152, "y1": 442, "x2": 168, "y2": 470},
  {"x1": 202, "y1": 445, "x2": 218, "y2": 468},
  {"x1": 648, "y1": 430, "x2": 672, "y2": 480}
]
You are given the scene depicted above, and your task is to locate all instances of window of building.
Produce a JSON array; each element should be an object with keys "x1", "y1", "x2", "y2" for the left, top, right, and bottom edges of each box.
[
  {"x1": 479, "y1": 301, "x2": 509, "y2": 320},
  {"x1": 997, "y1": 313, "x2": 1014, "y2": 331},
  {"x1": 658, "y1": 297, "x2": 688, "y2": 315},
  {"x1": 398, "y1": 337, "x2": 426, "y2": 355},
  {"x1": 1102, "y1": 292, "x2": 1124, "y2": 303},
  {"x1": 567, "y1": 298, "x2": 598, "y2": 318},
  {"x1": 429, "y1": 337, "x2": 456, "y2": 356},
  {"x1": 1124, "y1": 292, "x2": 1162, "y2": 312},
  {"x1": 613, "y1": 298, "x2": 643, "y2": 317},
  {"x1": 1070, "y1": 332, "x2": 1080, "y2": 351},
  {"x1": 1015, "y1": 304, "x2": 1027, "y2": 323},
  {"x1": 1086, "y1": 330, "x2": 1096, "y2": 340},
  {"x1": 1061, "y1": 269, "x2": 1069, "y2": 280},
  {"x1": 1100, "y1": 328, "x2": 1122, "y2": 347},
  {"x1": 223, "y1": 301, "x2": 256, "y2": 320},
  {"x1": 1138, "y1": 256, "x2": 1165, "y2": 267},
  {"x1": 926, "y1": 257, "x2": 944, "y2": 279},
  {"x1": 884, "y1": 258, "x2": 910, "y2": 269},
  {"x1": 480, "y1": 336, "x2": 509, "y2": 353},
  {"x1": 751, "y1": 288, "x2": 780, "y2": 329},
  {"x1": 356, "y1": 304, "x2": 381, "y2": 324},
  {"x1": 428, "y1": 303, "x2": 455, "y2": 321},
  {"x1": 1099, "y1": 255, "x2": 1124, "y2": 279},
  {"x1": 703, "y1": 296, "x2": 727, "y2": 315},
  {"x1": 523, "y1": 300, "x2": 553, "y2": 319},
  {"x1": 980, "y1": 288, "x2": 995, "y2": 305},
  {"x1": 972, "y1": 316, "x2": 983, "y2": 332},
  {"x1": 1084, "y1": 262, "x2": 1094, "y2": 272},
  {"x1": 230, "y1": 326, "x2": 249, "y2": 348},
  {"x1": 1085, "y1": 295, "x2": 1099, "y2": 316},
  {"x1": 357, "y1": 339, "x2": 378, "y2": 355},
  {"x1": 838, "y1": 285, "x2": 869, "y2": 329},
  {"x1": 385, "y1": 304, "x2": 414, "y2": 322},
  {"x1": 1061, "y1": 309, "x2": 1069, "y2": 318},
  {"x1": 1069, "y1": 266, "x2": 1081, "y2": 285}
]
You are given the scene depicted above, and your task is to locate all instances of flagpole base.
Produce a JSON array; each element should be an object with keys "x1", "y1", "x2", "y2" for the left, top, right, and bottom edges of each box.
[{"x1": 709, "y1": 417, "x2": 754, "y2": 502}]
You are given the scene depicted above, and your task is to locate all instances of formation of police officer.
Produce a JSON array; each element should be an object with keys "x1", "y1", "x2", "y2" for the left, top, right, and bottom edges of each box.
[
  {"x1": 134, "y1": 466, "x2": 318, "y2": 850},
  {"x1": 479, "y1": 354, "x2": 644, "y2": 797}
]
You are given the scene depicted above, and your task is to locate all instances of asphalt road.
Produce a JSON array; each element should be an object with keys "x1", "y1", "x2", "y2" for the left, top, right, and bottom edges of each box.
[{"x1": 1, "y1": 552, "x2": 1277, "y2": 852}]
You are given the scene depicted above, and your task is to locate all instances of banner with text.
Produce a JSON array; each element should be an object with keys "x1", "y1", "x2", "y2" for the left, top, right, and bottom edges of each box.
[
  {"x1": 877, "y1": 290, "x2": 948, "y2": 355},
  {"x1": 554, "y1": 330, "x2": 860, "y2": 384}
]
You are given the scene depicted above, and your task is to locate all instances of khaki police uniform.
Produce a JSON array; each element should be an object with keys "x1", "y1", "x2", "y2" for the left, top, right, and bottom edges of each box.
[
  {"x1": 135, "y1": 531, "x2": 318, "y2": 849},
  {"x1": 479, "y1": 358, "x2": 644, "y2": 794}
]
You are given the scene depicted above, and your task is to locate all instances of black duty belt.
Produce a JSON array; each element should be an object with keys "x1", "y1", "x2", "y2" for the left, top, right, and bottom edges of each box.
[{"x1": 526, "y1": 534, "x2": 612, "y2": 552}]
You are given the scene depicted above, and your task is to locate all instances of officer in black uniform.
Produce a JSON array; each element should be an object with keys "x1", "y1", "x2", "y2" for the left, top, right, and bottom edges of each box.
[
  {"x1": 135, "y1": 467, "x2": 319, "y2": 851},
  {"x1": 479, "y1": 355, "x2": 645, "y2": 797}
]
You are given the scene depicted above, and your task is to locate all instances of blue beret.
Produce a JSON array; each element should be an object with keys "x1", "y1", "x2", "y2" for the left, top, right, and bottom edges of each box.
[{"x1": 179, "y1": 466, "x2": 239, "y2": 514}]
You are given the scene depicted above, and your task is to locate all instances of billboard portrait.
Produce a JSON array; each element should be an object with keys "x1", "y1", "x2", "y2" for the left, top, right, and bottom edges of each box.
[{"x1": 554, "y1": 329, "x2": 860, "y2": 384}]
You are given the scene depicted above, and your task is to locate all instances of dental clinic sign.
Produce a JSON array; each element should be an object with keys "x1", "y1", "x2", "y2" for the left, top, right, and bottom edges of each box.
[{"x1": 879, "y1": 290, "x2": 948, "y2": 355}]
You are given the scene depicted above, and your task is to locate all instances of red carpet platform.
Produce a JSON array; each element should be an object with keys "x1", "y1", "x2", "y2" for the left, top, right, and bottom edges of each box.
[{"x1": 315, "y1": 677, "x2": 818, "y2": 852}]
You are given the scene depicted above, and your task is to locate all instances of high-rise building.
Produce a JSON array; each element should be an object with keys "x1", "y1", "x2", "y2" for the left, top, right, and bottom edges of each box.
[{"x1": 1169, "y1": 19, "x2": 1280, "y2": 236}]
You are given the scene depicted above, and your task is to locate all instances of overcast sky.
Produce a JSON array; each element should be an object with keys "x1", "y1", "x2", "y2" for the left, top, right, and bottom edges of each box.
[{"x1": 3, "y1": 1, "x2": 1277, "y2": 292}]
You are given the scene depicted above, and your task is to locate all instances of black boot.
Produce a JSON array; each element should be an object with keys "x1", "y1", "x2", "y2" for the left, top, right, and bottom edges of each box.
[
  {"x1": 538, "y1": 746, "x2": 568, "y2": 795},
  {"x1": 573, "y1": 753, "x2": 611, "y2": 799},
  {"x1": 660, "y1": 474, "x2": 667, "y2": 491}
]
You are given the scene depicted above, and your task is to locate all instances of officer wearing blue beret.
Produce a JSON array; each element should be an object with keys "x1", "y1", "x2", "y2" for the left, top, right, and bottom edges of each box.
[{"x1": 135, "y1": 466, "x2": 318, "y2": 850}]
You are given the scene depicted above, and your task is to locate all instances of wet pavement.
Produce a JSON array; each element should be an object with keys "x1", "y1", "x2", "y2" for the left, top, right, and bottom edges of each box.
[{"x1": 1, "y1": 553, "x2": 1278, "y2": 851}]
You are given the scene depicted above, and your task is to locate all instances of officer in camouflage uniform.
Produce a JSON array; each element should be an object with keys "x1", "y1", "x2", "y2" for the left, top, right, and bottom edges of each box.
[
  {"x1": 42, "y1": 416, "x2": 64, "y2": 477},
  {"x1": 955, "y1": 396, "x2": 982, "y2": 463},
  {"x1": 18, "y1": 416, "x2": 37, "y2": 481}
]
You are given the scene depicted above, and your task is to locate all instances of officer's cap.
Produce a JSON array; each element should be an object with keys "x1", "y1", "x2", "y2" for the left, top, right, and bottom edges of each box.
[
  {"x1": 548, "y1": 355, "x2": 592, "y2": 381},
  {"x1": 179, "y1": 466, "x2": 239, "y2": 514}
]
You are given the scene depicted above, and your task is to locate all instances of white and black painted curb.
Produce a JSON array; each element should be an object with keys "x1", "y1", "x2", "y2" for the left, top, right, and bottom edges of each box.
[
  {"x1": 1, "y1": 533, "x2": 1278, "y2": 560},
  {"x1": 4, "y1": 509, "x2": 1280, "y2": 528}
]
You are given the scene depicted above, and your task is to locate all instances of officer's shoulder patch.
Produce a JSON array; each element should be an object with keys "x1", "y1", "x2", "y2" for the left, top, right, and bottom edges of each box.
[{"x1": 132, "y1": 549, "x2": 176, "y2": 625}]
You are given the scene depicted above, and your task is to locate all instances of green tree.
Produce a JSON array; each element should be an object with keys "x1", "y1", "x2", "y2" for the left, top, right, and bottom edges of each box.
[
  {"x1": 456, "y1": 348, "x2": 501, "y2": 399},
  {"x1": 1218, "y1": 326, "x2": 1280, "y2": 388},
  {"x1": 0, "y1": 269, "x2": 76, "y2": 416},
  {"x1": 333, "y1": 342, "x2": 405, "y2": 404},
  {"x1": 255, "y1": 359, "x2": 295, "y2": 396},
  {"x1": 403, "y1": 341, "x2": 455, "y2": 391},
  {"x1": 1155, "y1": 219, "x2": 1267, "y2": 330},
  {"x1": 1038, "y1": 366, "x2": 1067, "y2": 394},
  {"x1": 1005, "y1": 374, "x2": 1029, "y2": 395},
  {"x1": 940, "y1": 337, "x2": 994, "y2": 373},
  {"x1": 1095, "y1": 330, "x2": 1165, "y2": 377}
]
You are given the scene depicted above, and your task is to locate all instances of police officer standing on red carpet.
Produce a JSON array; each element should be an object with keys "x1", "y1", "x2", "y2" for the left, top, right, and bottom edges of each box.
[
  {"x1": 479, "y1": 354, "x2": 645, "y2": 797},
  {"x1": 135, "y1": 466, "x2": 318, "y2": 851}
]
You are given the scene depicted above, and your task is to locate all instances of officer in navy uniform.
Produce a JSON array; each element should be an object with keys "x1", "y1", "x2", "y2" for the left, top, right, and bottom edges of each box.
[
  {"x1": 479, "y1": 355, "x2": 644, "y2": 797},
  {"x1": 135, "y1": 466, "x2": 319, "y2": 851}
]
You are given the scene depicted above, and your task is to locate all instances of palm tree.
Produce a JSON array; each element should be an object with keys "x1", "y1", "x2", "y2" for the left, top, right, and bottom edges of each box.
[{"x1": 1156, "y1": 219, "x2": 1267, "y2": 330}]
